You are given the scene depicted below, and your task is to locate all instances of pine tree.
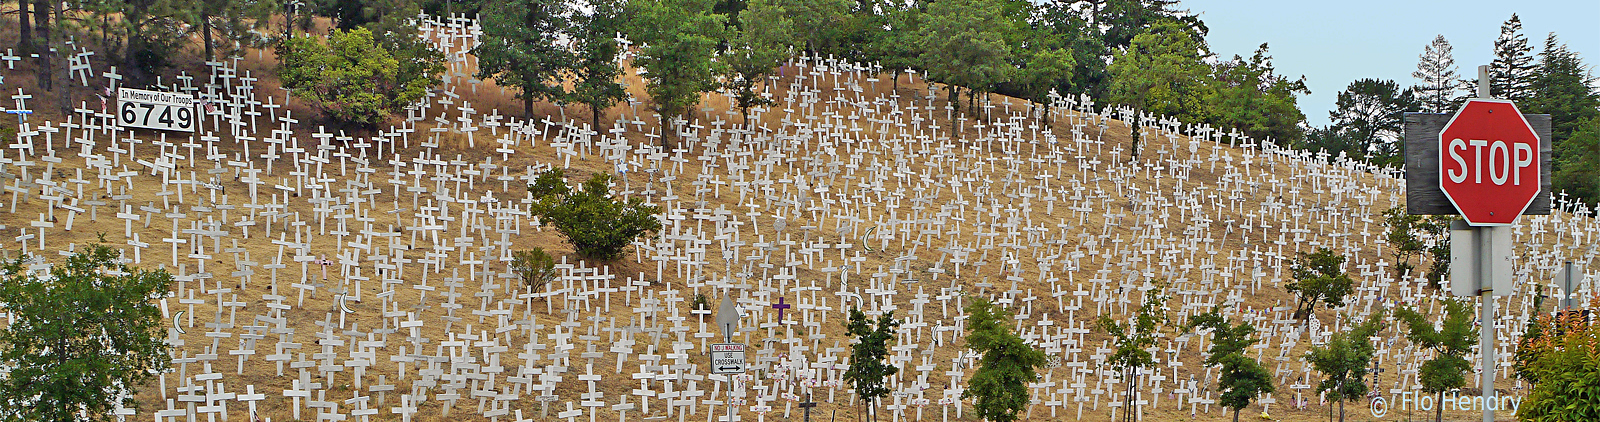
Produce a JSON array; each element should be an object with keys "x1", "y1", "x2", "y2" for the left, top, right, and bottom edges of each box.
[
  {"x1": 1526, "y1": 33, "x2": 1600, "y2": 144},
  {"x1": 568, "y1": 0, "x2": 630, "y2": 130},
  {"x1": 963, "y1": 296, "x2": 1047, "y2": 422},
  {"x1": 1413, "y1": 35, "x2": 1466, "y2": 113},
  {"x1": 1490, "y1": 14, "x2": 1536, "y2": 101}
]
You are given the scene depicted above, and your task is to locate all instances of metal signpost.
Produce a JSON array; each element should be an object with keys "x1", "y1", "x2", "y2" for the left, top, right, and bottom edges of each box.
[
  {"x1": 713, "y1": 294, "x2": 747, "y2": 374},
  {"x1": 1408, "y1": 65, "x2": 1552, "y2": 422}
]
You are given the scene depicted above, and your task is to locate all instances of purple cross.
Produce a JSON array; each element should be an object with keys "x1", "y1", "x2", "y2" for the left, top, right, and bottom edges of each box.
[{"x1": 772, "y1": 297, "x2": 791, "y2": 321}]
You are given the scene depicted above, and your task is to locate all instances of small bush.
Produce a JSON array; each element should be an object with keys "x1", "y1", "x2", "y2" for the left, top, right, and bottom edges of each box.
[
  {"x1": 529, "y1": 169, "x2": 662, "y2": 260},
  {"x1": 511, "y1": 248, "x2": 558, "y2": 290}
]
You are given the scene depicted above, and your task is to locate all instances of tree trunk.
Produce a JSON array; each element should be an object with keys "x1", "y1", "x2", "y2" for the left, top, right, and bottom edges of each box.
[
  {"x1": 1233, "y1": 407, "x2": 1241, "y2": 422},
  {"x1": 891, "y1": 71, "x2": 899, "y2": 93},
  {"x1": 591, "y1": 103, "x2": 603, "y2": 134},
  {"x1": 203, "y1": 14, "x2": 215, "y2": 62},
  {"x1": 34, "y1": 0, "x2": 50, "y2": 91},
  {"x1": 18, "y1": 0, "x2": 32, "y2": 54},
  {"x1": 1337, "y1": 398, "x2": 1344, "y2": 422},
  {"x1": 523, "y1": 92, "x2": 534, "y2": 120},
  {"x1": 1435, "y1": 391, "x2": 1443, "y2": 422}
]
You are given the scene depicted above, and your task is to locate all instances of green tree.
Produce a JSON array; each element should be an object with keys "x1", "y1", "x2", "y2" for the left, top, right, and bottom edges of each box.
[
  {"x1": 1382, "y1": 206, "x2": 1425, "y2": 279},
  {"x1": 1305, "y1": 312, "x2": 1386, "y2": 422},
  {"x1": 568, "y1": 0, "x2": 630, "y2": 130},
  {"x1": 1527, "y1": 33, "x2": 1600, "y2": 142},
  {"x1": 844, "y1": 307, "x2": 899, "y2": 422},
  {"x1": 1097, "y1": 283, "x2": 1168, "y2": 422},
  {"x1": 773, "y1": 0, "x2": 849, "y2": 54},
  {"x1": 1208, "y1": 43, "x2": 1309, "y2": 147},
  {"x1": 1108, "y1": 21, "x2": 1213, "y2": 158},
  {"x1": 528, "y1": 169, "x2": 663, "y2": 260},
  {"x1": 920, "y1": 0, "x2": 1015, "y2": 117},
  {"x1": 1095, "y1": 0, "x2": 1205, "y2": 51},
  {"x1": 861, "y1": 0, "x2": 922, "y2": 93},
  {"x1": 279, "y1": 28, "x2": 436, "y2": 128},
  {"x1": 963, "y1": 296, "x2": 1046, "y2": 422},
  {"x1": 1327, "y1": 78, "x2": 1417, "y2": 166},
  {"x1": 1553, "y1": 116, "x2": 1600, "y2": 207},
  {"x1": 1287, "y1": 247, "x2": 1354, "y2": 323},
  {"x1": 1395, "y1": 299, "x2": 1477, "y2": 422},
  {"x1": 0, "y1": 242, "x2": 174, "y2": 422},
  {"x1": 1526, "y1": 33, "x2": 1600, "y2": 207},
  {"x1": 1187, "y1": 309, "x2": 1275, "y2": 422},
  {"x1": 473, "y1": 0, "x2": 573, "y2": 118},
  {"x1": 724, "y1": 0, "x2": 793, "y2": 127},
  {"x1": 1038, "y1": 8, "x2": 1110, "y2": 100},
  {"x1": 627, "y1": 0, "x2": 728, "y2": 146},
  {"x1": 1490, "y1": 14, "x2": 1536, "y2": 101}
]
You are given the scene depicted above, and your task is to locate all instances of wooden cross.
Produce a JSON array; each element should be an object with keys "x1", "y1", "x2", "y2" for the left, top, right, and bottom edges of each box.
[
  {"x1": 798, "y1": 394, "x2": 817, "y2": 422},
  {"x1": 771, "y1": 297, "x2": 791, "y2": 321}
]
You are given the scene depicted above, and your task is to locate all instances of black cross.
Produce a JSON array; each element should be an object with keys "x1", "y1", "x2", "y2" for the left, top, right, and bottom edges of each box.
[{"x1": 799, "y1": 394, "x2": 817, "y2": 422}]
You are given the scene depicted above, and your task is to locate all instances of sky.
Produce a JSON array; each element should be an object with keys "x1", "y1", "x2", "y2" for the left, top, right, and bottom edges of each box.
[{"x1": 1180, "y1": 0, "x2": 1600, "y2": 128}]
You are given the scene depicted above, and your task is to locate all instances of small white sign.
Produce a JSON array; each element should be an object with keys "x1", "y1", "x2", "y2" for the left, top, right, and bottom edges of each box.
[
  {"x1": 117, "y1": 88, "x2": 197, "y2": 132},
  {"x1": 710, "y1": 343, "x2": 746, "y2": 374}
]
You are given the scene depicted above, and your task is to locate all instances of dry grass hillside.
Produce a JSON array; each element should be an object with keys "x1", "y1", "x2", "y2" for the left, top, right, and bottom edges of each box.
[{"x1": 0, "y1": 12, "x2": 1595, "y2": 422}]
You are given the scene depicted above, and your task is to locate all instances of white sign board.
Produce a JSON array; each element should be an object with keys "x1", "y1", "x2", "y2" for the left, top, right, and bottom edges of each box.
[
  {"x1": 117, "y1": 88, "x2": 197, "y2": 132},
  {"x1": 1450, "y1": 221, "x2": 1513, "y2": 297},
  {"x1": 709, "y1": 343, "x2": 746, "y2": 374}
]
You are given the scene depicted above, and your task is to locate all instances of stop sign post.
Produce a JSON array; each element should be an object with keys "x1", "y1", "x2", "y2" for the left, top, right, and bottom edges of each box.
[
  {"x1": 1402, "y1": 65, "x2": 1554, "y2": 422},
  {"x1": 1438, "y1": 99, "x2": 1542, "y2": 226}
]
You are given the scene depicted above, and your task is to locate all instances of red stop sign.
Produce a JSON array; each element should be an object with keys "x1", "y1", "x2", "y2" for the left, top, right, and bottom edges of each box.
[{"x1": 1439, "y1": 99, "x2": 1540, "y2": 226}]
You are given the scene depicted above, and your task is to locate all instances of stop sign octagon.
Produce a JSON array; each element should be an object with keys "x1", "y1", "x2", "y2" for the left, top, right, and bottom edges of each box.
[{"x1": 1439, "y1": 99, "x2": 1541, "y2": 226}]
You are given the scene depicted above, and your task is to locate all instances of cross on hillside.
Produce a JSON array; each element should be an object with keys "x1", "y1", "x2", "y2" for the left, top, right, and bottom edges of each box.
[{"x1": 772, "y1": 297, "x2": 791, "y2": 322}]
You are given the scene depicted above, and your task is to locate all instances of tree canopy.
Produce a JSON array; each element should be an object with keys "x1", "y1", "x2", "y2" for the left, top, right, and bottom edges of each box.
[
  {"x1": 963, "y1": 296, "x2": 1046, "y2": 422},
  {"x1": 0, "y1": 242, "x2": 174, "y2": 422}
]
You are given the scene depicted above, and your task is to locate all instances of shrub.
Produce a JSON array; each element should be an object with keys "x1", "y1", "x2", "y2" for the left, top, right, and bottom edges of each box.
[
  {"x1": 1515, "y1": 295, "x2": 1600, "y2": 422},
  {"x1": 529, "y1": 169, "x2": 662, "y2": 260},
  {"x1": 277, "y1": 28, "x2": 438, "y2": 128},
  {"x1": 511, "y1": 248, "x2": 558, "y2": 290}
]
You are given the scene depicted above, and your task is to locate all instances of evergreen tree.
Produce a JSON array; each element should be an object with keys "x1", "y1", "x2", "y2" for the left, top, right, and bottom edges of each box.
[
  {"x1": 1306, "y1": 312, "x2": 1386, "y2": 422},
  {"x1": 963, "y1": 296, "x2": 1046, "y2": 422},
  {"x1": 1553, "y1": 116, "x2": 1600, "y2": 207},
  {"x1": 1287, "y1": 247, "x2": 1354, "y2": 323},
  {"x1": 1395, "y1": 299, "x2": 1477, "y2": 422},
  {"x1": 1096, "y1": 283, "x2": 1168, "y2": 422},
  {"x1": 626, "y1": 0, "x2": 728, "y2": 146},
  {"x1": 0, "y1": 241, "x2": 175, "y2": 422},
  {"x1": 568, "y1": 0, "x2": 630, "y2": 130},
  {"x1": 1526, "y1": 33, "x2": 1600, "y2": 145},
  {"x1": 1490, "y1": 14, "x2": 1536, "y2": 101},
  {"x1": 1328, "y1": 78, "x2": 1417, "y2": 166},
  {"x1": 1188, "y1": 309, "x2": 1275, "y2": 422},
  {"x1": 1096, "y1": 0, "x2": 1204, "y2": 51},
  {"x1": 724, "y1": 0, "x2": 793, "y2": 127},
  {"x1": 1108, "y1": 21, "x2": 1213, "y2": 158},
  {"x1": 844, "y1": 308, "x2": 899, "y2": 422},
  {"x1": 1413, "y1": 35, "x2": 1467, "y2": 113},
  {"x1": 473, "y1": 0, "x2": 573, "y2": 118}
]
